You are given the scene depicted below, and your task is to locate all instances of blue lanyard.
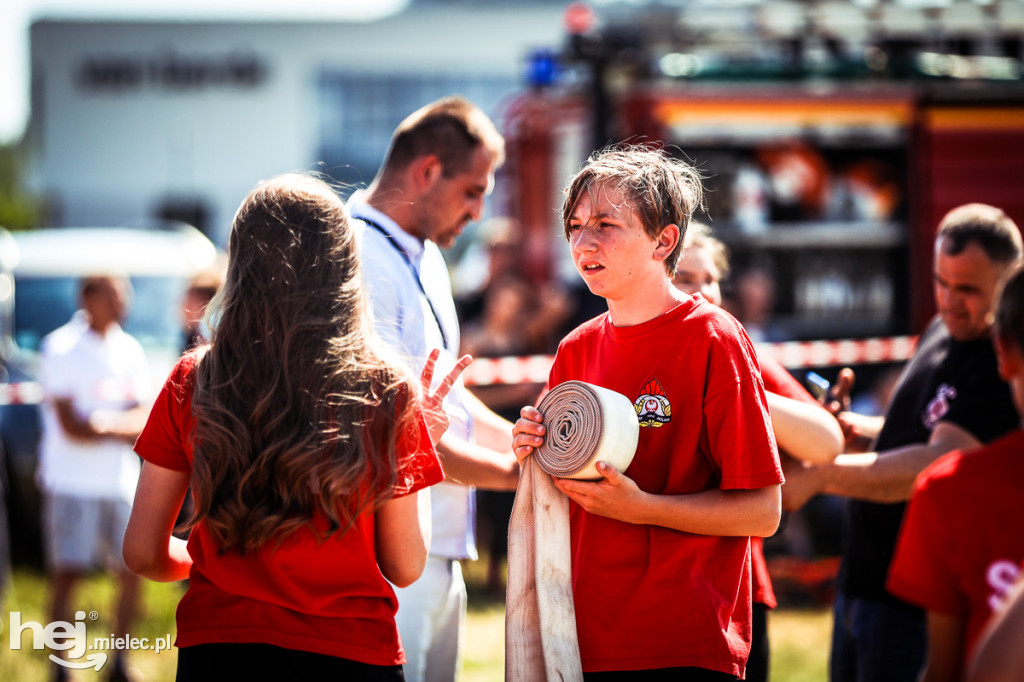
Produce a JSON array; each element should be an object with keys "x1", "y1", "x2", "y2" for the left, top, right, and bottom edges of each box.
[{"x1": 358, "y1": 217, "x2": 451, "y2": 351}]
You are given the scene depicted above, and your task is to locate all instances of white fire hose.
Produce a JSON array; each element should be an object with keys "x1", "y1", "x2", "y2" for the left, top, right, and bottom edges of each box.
[{"x1": 505, "y1": 381, "x2": 639, "y2": 681}]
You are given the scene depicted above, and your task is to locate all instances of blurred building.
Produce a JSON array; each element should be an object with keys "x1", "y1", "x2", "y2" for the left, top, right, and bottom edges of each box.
[
  {"x1": 26, "y1": 3, "x2": 566, "y2": 244},
  {"x1": 25, "y1": 0, "x2": 1024, "y2": 307}
]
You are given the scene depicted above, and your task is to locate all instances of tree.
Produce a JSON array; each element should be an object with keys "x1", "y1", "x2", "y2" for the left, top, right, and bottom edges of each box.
[{"x1": 0, "y1": 139, "x2": 42, "y2": 230}]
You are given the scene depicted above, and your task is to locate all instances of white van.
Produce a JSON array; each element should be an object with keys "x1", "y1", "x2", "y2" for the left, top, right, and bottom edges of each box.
[{"x1": 8, "y1": 224, "x2": 220, "y2": 372}]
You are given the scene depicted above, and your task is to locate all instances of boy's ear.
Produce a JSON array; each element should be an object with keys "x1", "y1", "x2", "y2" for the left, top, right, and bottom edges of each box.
[
  {"x1": 654, "y1": 224, "x2": 681, "y2": 262},
  {"x1": 995, "y1": 333, "x2": 1024, "y2": 382}
]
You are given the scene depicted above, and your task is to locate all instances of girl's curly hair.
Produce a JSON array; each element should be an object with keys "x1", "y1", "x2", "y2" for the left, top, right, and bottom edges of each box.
[{"x1": 187, "y1": 173, "x2": 420, "y2": 553}]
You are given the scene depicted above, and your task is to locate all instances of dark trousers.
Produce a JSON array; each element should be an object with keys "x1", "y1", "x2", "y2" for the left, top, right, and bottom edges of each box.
[
  {"x1": 747, "y1": 601, "x2": 770, "y2": 682},
  {"x1": 830, "y1": 591, "x2": 926, "y2": 682},
  {"x1": 176, "y1": 643, "x2": 406, "y2": 682}
]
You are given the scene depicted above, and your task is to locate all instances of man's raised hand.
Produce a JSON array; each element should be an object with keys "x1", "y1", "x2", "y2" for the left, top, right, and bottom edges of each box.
[{"x1": 421, "y1": 348, "x2": 473, "y2": 445}]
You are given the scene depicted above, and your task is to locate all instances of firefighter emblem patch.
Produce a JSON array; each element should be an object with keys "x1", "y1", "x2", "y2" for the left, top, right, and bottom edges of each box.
[{"x1": 634, "y1": 378, "x2": 672, "y2": 428}]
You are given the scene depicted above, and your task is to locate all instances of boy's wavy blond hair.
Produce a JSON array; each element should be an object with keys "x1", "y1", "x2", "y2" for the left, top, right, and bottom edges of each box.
[{"x1": 562, "y1": 144, "x2": 704, "y2": 274}]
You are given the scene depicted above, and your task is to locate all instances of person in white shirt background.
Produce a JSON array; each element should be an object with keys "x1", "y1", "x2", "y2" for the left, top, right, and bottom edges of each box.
[
  {"x1": 38, "y1": 274, "x2": 153, "y2": 682},
  {"x1": 347, "y1": 96, "x2": 520, "y2": 682}
]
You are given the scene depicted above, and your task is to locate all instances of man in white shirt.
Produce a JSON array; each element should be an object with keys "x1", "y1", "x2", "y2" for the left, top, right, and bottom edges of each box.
[
  {"x1": 349, "y1": 96, "x2": 519, "y2": 682},
  {"x1": 38, "y1": 275, "x2": 152, "y2": 682}
]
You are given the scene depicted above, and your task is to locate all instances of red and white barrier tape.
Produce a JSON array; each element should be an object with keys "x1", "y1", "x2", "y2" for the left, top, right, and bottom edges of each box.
[
  {"x1": 461, "y1": 335, "x2": 919, "y2": 387},
  {"x1": 0, "y1": 381, "x2": 45, "y2": 406},
  {"x1": 0, "y1": 336, "x2": 920, "y2": 402},
  {"x1": 756, "y1": 335, "x2": 919, "y2": 372}
]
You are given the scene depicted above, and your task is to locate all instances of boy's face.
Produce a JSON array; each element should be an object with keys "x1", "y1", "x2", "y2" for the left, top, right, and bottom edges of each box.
[{"x1": 567, "y1": 183, "x2": 668, "y2": 303}]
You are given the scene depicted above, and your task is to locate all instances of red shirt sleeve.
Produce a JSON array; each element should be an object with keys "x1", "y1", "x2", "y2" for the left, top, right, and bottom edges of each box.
[
  {"x1": 134, "y1": 354, "x2": 197, "y2": 472},
  {"x1": 888, "y1": 452, "x2": 965, "y2": 616},
  {"x1": 391, "y1": 411, "x2": 444, "y2": 498}
]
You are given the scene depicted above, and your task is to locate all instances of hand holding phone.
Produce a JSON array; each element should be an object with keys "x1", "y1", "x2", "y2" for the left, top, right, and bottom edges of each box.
[
  {"x1": 806, "y1": 371, "x2": 832, "y2": 402},
  {"x1": 807, "y1": 368, "x2": 856, "y2": 416}
]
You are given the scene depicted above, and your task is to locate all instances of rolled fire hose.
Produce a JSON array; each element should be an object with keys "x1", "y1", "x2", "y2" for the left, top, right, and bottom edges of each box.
[{"x1": 505, "y1": 381, "x2": 640, "y2": 681}]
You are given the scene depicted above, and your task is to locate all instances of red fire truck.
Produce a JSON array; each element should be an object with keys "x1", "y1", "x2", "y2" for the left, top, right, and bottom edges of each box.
[{"x1": 498, "y1": 1, "x2": 1024, "y2": 352}]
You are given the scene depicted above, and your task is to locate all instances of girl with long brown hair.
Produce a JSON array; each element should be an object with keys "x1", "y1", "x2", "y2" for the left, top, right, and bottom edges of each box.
[{"x1": 122, "y1": 173, "x2": 468, "y2": 680}]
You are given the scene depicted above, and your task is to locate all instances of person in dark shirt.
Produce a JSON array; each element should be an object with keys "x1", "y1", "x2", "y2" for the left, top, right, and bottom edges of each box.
[{"x1": 782, "y1": 203, "x2": 1023, "y2": 682}]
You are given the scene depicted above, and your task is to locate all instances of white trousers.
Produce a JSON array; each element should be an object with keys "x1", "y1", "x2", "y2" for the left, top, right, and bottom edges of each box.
[{"x1": 394, "y1": 556, "x2": 467, "y2": 682}]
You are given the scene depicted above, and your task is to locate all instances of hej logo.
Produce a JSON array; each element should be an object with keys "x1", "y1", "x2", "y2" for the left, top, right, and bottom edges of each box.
[{"x1": 9, "y1": 610, "x2": 106, "y2": 671}]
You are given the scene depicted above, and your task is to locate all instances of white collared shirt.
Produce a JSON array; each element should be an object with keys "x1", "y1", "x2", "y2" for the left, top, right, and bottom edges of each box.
[
  {"x1": 349, "y1": 200, "x2": 477, "y2": 561},
  {"x1": 37, "y1": 313, "x2": 151, "y2": 501}
]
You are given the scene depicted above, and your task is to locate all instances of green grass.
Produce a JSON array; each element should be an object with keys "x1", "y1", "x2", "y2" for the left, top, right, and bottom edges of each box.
[
  {"x1": 461, "y1": 595, "x2": 832, "y2": 682},
  {"x1": 768, "y1": 609, "x2": 832, "y2": 682},
  {"x1": 1, "y1": 564, "x2": 831, "y2": 681},
  {"x1": 461, "y1": 557, "x2": 833, "y2": 682}
]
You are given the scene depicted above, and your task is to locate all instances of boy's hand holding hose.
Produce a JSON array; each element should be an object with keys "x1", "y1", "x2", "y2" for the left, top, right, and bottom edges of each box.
[
  {"x1": 512, "y1": 405, "x2": 546, "y2": 465},
  {"x1": 511, "y1": 383, "x2": 641, "y2": 523}
]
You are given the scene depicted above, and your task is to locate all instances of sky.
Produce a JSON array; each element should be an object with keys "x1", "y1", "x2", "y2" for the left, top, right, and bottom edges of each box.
[{"x1": 0, "y1": 0, "x2": 409, "y2": 143}]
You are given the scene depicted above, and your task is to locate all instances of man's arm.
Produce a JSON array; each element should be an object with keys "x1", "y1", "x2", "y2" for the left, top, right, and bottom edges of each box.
[
  {"x1": 462, "y1": 388, "x2": 518, "y2": 451},
  {"x1": 837, "y1": 411, "x2": 886, "y2": 453},
  {"x1": 436, "y1": 389, "x2": 519, "y2": 491},
  {"x1": 782, "y1": 420, "x2": 981, "y2": 509},
  {"x1": 53, "y1": 398, "x2": 150, "y2": 445}
]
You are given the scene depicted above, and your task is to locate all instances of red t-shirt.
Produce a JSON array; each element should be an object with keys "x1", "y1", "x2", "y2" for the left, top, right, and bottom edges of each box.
[
  {"x1": 752, "y1": 353, "x2": 823, "y2": 609},
  {"x1": 888, "y1": 429, "x2": 1024, "y2": 664},
  {"x1": 547, "y1": 298, "x2": 783, "y2": 676},
  {"x1": 134, "y1": 354, "x2": 444, "y2": 666}
]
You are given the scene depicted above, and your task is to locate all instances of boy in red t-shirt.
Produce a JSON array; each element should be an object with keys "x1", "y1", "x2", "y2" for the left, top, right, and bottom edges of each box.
[
  {"x1": 888, "y1": 266, "x2": 1024, "y2": 682},
  {"x1": 512, "y1": 146, "x2": 784, "y2": 680}
]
